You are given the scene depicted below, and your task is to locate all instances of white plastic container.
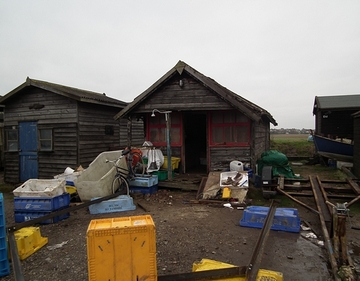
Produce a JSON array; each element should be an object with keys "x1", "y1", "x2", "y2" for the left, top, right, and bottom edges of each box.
[
  {"x1": 13, "y1": 179, "x2": 66, "y2": 197},
  {"x1": 220, "y1": 171, "x2": 248, "y2": 188},
  {"x1": 230, "y1": 161, "x2": 244, "y2": 172},
  {"x1": 74, "y1": 150, "x2": 128, "y2": 202}
]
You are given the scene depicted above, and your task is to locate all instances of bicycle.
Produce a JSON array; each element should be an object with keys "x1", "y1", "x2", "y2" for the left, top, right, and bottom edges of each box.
[{"x1": 106, "y1": 148, "x2": 145, "y2": 195}]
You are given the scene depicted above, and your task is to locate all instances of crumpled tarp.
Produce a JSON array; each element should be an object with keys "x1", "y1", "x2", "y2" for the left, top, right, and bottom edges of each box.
[{"x1": 257, "y1": 150, "x2": 300, "y2": 179}]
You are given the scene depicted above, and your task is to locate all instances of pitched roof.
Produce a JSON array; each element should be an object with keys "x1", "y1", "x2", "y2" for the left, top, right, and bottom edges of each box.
[
  {"x1": 114, "y1": 60, "x2": 277, "y2": 125},
  {"x1": 0, "y1": 77, "x2": 127, "y2": 108},
  {"x1": 313, "y1": 94, "x2": 360, "y2": 114}
]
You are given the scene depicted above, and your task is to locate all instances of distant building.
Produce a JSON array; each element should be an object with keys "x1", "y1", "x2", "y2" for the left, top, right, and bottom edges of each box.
[{"x1": 313, "y1": 94, "x2": 360, "y2": 139}]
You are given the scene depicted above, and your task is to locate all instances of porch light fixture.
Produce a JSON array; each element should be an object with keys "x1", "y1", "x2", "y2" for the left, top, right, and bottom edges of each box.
[
  {"x1": 151, "y1": 109, "x2": 173, "y2": 180},
  {"x1": 179, "y1": 79, "x2": 184, "y2": 87}
]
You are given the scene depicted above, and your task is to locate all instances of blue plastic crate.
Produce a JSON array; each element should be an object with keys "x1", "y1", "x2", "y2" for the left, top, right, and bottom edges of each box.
[
  {"x1": 129, "y1": 175, "x2": 158, "y2": 187},
  {"x1": 14, "y1": 208, "x2": 70, "y2": 224},
  {"x1": 130, "y1": 185, "x2": 158, "y2": 195},
  {"x1": 0, "y1": 193, "x2": 10, "y2": 277},
  {"x1": 240, "y1": 206, "x2": 301, "y2": 233},
  {"x1": 14, "y1": 193, "x2": 70, "y2": 212},
  {"x1": 89, "y1": 195, "x2": 136, "y2": 214},
  {"x1": 244, "y1": 167, "x2": 253, "y2": 179}
]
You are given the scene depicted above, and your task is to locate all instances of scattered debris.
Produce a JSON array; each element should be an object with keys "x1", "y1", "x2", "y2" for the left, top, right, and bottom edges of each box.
[
  {"x1": 223, "y1": 203, "x2": 233, "y2": 209},
  {"x1": 47, "y1": 241, "x2": 69, "y2": 250}
]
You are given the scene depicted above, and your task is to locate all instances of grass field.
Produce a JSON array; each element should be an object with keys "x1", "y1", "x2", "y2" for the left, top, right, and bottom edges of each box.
[
  {"x1": 270, "y1": 133, "x2": 310, "y2": 142},
  {"x1": 270, "y1": 133, "x2": 315, "y2": 157}
]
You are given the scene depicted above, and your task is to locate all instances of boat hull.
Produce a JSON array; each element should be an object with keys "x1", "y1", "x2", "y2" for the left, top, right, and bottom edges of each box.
[{"x1": 313, "y1": 135, "x2": 353, "y2": 161}]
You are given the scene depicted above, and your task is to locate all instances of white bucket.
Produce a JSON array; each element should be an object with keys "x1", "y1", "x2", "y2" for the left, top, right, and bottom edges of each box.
[
  {"x1": 64, "y1": 167, "x2": 75, "y2": 175},
  {"x1": 230, "y1": 161, "x2": 244, "y2": 172}
]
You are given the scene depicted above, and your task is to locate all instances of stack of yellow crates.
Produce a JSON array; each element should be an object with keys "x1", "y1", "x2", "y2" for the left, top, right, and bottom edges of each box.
[{"x1": 87, "y1": 215, "x2": 157, "y2": 281}]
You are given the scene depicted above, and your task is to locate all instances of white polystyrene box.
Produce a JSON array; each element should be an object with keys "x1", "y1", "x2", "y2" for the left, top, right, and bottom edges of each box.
[
  {"x1": 13, "y1": 179, "x2": 67, "y2": 197},
  {"x1": 220, "y1": 171, "x2": 249, "y2": 188}
]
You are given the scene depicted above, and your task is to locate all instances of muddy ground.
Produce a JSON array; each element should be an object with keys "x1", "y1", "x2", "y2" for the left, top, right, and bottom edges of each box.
[{"x1": 1, "y1": 166, "x2": 360, "y2": 281}]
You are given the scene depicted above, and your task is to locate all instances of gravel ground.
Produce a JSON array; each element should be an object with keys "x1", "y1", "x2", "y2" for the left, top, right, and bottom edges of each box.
[
  {"x1": 1, "y1": 186, "x2": 360, "y2": 281},
  {"x1": 1, "y1": 164, "x2": 360, "y2": 281}
]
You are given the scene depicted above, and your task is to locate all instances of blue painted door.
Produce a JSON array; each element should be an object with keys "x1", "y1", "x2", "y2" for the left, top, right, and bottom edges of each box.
[{"x1": 19, "y1": 122, "x2": 38, "y2": 181}]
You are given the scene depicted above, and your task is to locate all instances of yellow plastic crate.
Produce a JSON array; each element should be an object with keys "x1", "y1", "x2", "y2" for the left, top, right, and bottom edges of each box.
[
  {"x1": 162, "y1": 156, "x2": 180, "y2": 170},
  {"x1": 192, "y1": 259, "x2": 283, "y2": 281},
  {"x1": 65, "y1": 185, "x2": 77, "y2": 195},
  {"x1": 14, "y1": 227, "x2": 48, "y2": 260},
  {"x1": 256, "y1": 269, "x2": 283, "y2": 281},
  {"x1": 193, "y1": 259, "x2": 244, "y2": 281},
  {"x1": 87, "y1": 215, "x2": 157, "y2": 281}
]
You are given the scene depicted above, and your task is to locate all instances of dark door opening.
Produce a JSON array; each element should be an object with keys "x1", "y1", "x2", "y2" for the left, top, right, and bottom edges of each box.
[{"x1": 183, "y1": 112, "x2": 207, "y2": 173}]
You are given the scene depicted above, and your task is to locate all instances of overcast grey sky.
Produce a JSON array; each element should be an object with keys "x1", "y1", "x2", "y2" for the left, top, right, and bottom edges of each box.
[{"x1": 1, "y1": 1, "x2": 359, "y2": 129}]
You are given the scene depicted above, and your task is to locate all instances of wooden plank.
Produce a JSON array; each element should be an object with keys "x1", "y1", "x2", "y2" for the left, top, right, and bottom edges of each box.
[
  {"x1": 347, "y1": 178, "x2": 360, "y2": 195},
  {"x1": 278, "y1": 175, "x2": 284, "y2": 190},
  {"x1": 276, "y1": 187, "x2": 319, "y2": 214},
  {"x1": 196, "y1": 177, "x2": 207, "y2": 199},
  {"x1": 203, "y1": 172, "x2": 221, "y2": 193}
]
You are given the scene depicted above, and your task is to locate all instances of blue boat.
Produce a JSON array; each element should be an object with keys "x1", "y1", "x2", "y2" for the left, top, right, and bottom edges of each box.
[{"x1": 312, "y1": 134, "x2": 353, "y2": 162}]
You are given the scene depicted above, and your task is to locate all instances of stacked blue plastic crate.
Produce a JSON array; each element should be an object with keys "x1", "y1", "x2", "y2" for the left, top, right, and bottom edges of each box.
[
  {"x1": 129, "y1": 174, "x2": 158, "y2": 194},
  {"x1": 14, "y1": 192, "x2": 71, "y2": 224},
  {"x1": 0, "y1": 193, "x2": 10, "y2": 277}
]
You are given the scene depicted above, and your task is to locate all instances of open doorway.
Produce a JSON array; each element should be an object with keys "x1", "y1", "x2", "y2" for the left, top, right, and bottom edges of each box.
[{"x1": 183, "y1": 112, "x2": 207, "y2": 173}]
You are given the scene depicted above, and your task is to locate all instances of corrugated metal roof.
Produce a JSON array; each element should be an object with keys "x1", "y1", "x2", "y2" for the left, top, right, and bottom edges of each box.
[
  {"x1": 0, "y1": 77, "x2": 127, "y2": 108},
  {"x1": 315, "y1": 94, "x2": 360, "y2": 109}
]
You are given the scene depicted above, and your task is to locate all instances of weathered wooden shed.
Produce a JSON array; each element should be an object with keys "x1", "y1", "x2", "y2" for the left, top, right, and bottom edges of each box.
[
  {"x1": 353, "y1": 111, "x2": 360, "y2": 178},
  {"x1": 114, "y1": 61, "x2": 277, "y2": 174},
  {"x1": 313, "y1": 94, "x2": 360, "y2": 139},
  {"x1": 0, "y1": 77, "x2": 142, "y2": 184}
]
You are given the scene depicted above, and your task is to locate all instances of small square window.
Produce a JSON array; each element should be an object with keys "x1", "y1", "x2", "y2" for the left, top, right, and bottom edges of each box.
[
  {"x1": 6, "y1": 128, "x2": 18, "y2": 152},
  {"x1": 39, "y1": 128, "x2": 53, "y2": 151},
  {"x1": 105, "y1": 125, "x2": 114, "y2": 135}
]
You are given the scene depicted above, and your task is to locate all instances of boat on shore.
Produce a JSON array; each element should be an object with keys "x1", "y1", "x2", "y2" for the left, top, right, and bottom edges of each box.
[{"x1": 312, "y1": 134, "x2": 353, "y2": 162}]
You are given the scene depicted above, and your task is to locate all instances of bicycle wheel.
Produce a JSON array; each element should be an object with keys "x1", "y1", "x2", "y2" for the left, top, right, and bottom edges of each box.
[{"x1": 112, "y1": 175, "x2": 129, "y2": 196}]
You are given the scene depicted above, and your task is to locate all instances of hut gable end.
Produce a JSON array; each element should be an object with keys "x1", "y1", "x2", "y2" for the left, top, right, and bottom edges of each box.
[{"x1": 115, "y1": 60, "x2": 277, "y2": 126}]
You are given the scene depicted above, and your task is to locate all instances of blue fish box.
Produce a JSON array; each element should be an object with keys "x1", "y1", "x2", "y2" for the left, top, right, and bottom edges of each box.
[
  {"x1": 240, "y1": 206, "x2": 300, "y2": 233},
  {"x1": 130, "y1": 185, "x2": 158, "y2": 195},
  {"x1": 14, "y1": 193, "x2": 70, "y2": 212},
  {"x1": 14, "y1": 209, "x2": 70, "y2": 224},
  {"x1": 89, "y1": 195, "x2": 136, "y2": 214},
  {"x1": 0, "y1": 193, "x2": 10, "y2": 277},
  {"x1": 129, "y1": 175, "x2": 158, "y2": 187}
]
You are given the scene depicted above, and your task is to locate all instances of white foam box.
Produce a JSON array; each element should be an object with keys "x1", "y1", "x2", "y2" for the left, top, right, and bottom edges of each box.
[
  {"x1": 220, "y1": 171, "x2": 249, "y2": 188},
  {"x1": 13, "y1": 179, "x2": 66, "y2": 197},
  {"x1": 89, "y1": 195, "x2": 136, "y2": 214}
]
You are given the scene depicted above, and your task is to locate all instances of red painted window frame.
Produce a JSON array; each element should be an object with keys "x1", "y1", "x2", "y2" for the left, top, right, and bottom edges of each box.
[
  {"x1": 146, "y1": 112, "x2": 182, "y2": 147},
  {"x1": 209, "y1": 110, "x2": 250, "y2": 147}
]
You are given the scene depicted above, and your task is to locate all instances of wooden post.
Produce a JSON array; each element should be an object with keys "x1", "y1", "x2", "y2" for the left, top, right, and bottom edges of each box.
[{"x1": 127, "y1": 117, "x2": 132, "y2": 148}]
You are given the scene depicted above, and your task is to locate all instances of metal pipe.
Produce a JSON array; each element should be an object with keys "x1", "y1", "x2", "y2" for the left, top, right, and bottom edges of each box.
[
  {"x1": 151, "y1": 109, "x2": 173, "y2": 180},
  {"x1": 165, "y1": 112, "x2": 172, "y2": 180}
]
